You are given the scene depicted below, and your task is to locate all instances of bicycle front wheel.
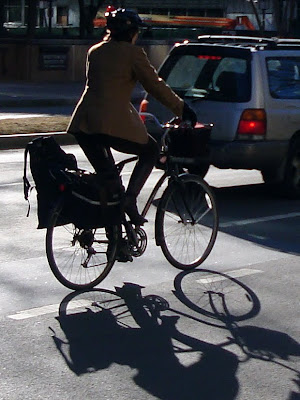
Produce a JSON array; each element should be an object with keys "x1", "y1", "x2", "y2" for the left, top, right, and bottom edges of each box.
[
  {"x1": 46, "y1": 200, "x2": 120, "y2": 290},
  {"x1": 155, "y1": 174, "x2": 218, "y2": 270}
]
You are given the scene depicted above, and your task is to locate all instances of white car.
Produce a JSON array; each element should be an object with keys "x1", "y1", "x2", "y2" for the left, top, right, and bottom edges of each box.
[{"x1": 140, "y1": 35, "x2": 300, "y2": 198}]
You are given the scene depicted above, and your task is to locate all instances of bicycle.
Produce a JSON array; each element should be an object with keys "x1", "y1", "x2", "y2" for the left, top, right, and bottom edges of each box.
[{"x1": 45, "y1": 119, "x2": 219, "y2": 290}]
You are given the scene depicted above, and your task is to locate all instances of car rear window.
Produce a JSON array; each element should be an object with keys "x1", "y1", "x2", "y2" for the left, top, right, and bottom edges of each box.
[
  {"x1": 161, "y1": 52, "x2": 251, "y2": 102},
  {"x1": 267, "y1": 57, "x2": 300, "y2": 99}
]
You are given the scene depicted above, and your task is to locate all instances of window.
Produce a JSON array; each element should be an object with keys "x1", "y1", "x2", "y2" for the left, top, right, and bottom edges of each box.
[
  {"x1": 4, "y1": 0, "x2": 22, "y2": 23},
  {"x1": 267, "y1": 57, "x2": 300, "y2": 99},
  {"x1": 165, "y1": 55, "x2": 207, "y2": 90},
  {"x1": 163, "y1": 53, "x2": 250, "y2": 102},
  {"x1": 57, "y1": 6, "x2": 69, "y2": 26}
]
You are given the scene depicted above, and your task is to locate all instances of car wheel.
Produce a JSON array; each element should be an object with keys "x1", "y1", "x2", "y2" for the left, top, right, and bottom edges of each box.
[
  {"x1": 282, "y1": 136, "x2": 300, "y2": 198},
  {"x1": 261, "y1": 168, "x2": 280, "y2": 184}
]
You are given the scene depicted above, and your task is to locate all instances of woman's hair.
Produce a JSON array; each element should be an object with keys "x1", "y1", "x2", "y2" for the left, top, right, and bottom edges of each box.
[{"x1": 104, "y1": 26, "x2": 139, "y2": 42}]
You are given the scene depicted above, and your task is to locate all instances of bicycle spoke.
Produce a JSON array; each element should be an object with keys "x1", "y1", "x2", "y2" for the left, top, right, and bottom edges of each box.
[
  {"x1": 156, "y1": 175, "x2": 218, "y2": 269},
  {"x1": 46, "y1": 202, "x2": 120, "y2": 290}
]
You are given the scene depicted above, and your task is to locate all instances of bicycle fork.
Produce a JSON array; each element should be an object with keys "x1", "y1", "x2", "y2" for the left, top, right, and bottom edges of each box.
[{"x1": 154, "y1": 175, "x2": 196, "y2": 247}]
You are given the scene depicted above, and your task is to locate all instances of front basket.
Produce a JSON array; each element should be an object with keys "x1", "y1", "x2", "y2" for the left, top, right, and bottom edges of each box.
[{"x1": 168, "y1": 123, "x2": 212, "y2": 158}]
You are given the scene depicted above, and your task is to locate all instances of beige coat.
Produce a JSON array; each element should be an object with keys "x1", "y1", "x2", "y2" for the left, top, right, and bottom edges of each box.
[{"x1": 67, "y1": 40, "x2": 184, "y2": 144}]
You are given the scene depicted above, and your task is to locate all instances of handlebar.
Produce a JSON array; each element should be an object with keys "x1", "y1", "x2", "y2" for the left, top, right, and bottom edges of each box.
[
  {"x1": 161, "y1": 117, "x2": 191, "y2": 151},
  {"x1": 115, "y1": 116, "x2": 212, "y2": 171},
  {"x1": 161, "y1": 117, "x2": 213, "y2": 153}
]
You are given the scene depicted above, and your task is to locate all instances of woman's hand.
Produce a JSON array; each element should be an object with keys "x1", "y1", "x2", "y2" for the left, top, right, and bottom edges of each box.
[{"x1": 182, "y1": 102, "x2": 197, "y2": 127}]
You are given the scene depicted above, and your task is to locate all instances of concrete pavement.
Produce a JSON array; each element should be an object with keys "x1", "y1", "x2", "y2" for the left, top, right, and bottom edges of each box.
[
  {"x1": 0, "y1": 81, "x2": 82, "y2": 149},
  {"x1": 0, "y1": 80, "x2": 145, "y2": 149},
  {"x1": 0, "y1": 81, "x2": 84, "y2": 107},
  {"x1": 0, "y1": 80, "x2": 145, "y2": 107}
]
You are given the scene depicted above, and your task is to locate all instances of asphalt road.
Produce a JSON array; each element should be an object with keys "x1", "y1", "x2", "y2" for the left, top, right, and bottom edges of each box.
[{"x1": 0, "y1": 145, "x2": 299, "y2": 400}]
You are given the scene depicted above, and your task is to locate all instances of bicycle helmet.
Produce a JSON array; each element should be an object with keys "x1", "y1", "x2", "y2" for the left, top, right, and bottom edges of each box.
[{"x1": 105, "y1": 8, "x2": 148, "y2": 33}]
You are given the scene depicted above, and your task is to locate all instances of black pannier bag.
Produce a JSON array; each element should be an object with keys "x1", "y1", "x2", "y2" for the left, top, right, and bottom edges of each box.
[
  {"x1": 23, "y1": 136, "x2": 78, "y2": 229},
  {"x1": 167, "y1": 122, "x2": 212, "y2": 159},
  {"x1": 58, "y1": 169, "x2": 123, "y2": 229},
  {"x1": 23, "y1": 136, "x2": 122, "y2": 229}
]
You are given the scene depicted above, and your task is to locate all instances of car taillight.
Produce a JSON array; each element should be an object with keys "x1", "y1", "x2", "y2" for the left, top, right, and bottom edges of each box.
[
  {"x1": 139, "y1": 99, "x2": 148, "y2": 122},
  {"x1": 237, "y1": 109, "x2": 266, "y2": 139}
]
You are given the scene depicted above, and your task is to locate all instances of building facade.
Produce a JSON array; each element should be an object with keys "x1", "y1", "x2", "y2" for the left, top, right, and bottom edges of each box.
[
  {"x1": 1, "y1": 0, "x2": 299, "y2": 82},
  {"x1": 3, "y1": 0, "x2": 277, "y2": 31}
]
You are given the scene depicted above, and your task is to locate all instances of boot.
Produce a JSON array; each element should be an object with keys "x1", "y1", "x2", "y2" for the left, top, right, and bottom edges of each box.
[
  {"x1": 125, "y1": 161, "x2": 153, "y2": 226},
  {"x1": 124, "y1": 194, "x2": 148, "y2": 226}
]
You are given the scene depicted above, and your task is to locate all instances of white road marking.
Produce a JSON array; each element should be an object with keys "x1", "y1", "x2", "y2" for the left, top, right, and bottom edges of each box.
[
  {"x1": 0, "y1": 114, "x2": 52, "y2": 120},
  {"x1": 8, "y1": 269, "x2": 264, "y2": 320},
  {"x1": 0, "y1": 182, "x2": 22, "y2": 187},
  {"x1": 219, "y1": 212, "x2": 300, "y2": 228},
  {"x1": 196, "y1": 268, "x2": 263, "y2": 284},
  {"x1": 8, "y1": 299, "x2": 98, "y2": 320},
  {"x1": 8, "y1": 303, "x2": 60, "y2": 320}
]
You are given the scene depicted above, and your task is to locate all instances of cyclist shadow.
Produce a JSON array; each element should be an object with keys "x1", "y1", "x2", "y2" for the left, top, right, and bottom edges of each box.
[
  {"x1": 51, "y1": 282, "x2": 239, "y2": 400},
  {"x1": 173, "y1": 269, "x2": 300, "y2": 395}
]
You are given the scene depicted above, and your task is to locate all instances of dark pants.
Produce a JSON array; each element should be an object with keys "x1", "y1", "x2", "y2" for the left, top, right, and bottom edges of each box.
[{"x1": 74, "y1": 132, "x2": 160, "y2": 198}]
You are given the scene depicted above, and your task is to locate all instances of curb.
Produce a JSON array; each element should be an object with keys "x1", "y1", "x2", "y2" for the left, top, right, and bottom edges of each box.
[
  {"x1": 0, "y1": 131, "x2": 76, "y2": 150},
  {"x1": 0, "y1": 98, "x2": 78, "y2": 107}
]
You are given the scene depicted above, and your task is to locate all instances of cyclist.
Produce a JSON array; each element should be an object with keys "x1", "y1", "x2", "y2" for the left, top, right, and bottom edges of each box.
[{"x1": 67, "y1": 7, "x2": 196, "y2": 226}]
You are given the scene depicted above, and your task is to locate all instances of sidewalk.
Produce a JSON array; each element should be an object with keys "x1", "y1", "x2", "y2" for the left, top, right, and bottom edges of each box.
[
  {"x1": 0, "y1": 81, "x2": 145, "y2": 107},
  {"x1": 0, "y1": 81, "x2": 145, "y2": 149},
  {"x1": 0, "y1": 81, "x2": 84, "y2": 107}
]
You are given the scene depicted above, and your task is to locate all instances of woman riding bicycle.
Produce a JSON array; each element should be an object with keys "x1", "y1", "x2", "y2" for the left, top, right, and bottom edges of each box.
[{"x1": 67, "y1": 7, "x2": 196, "y2": 226}]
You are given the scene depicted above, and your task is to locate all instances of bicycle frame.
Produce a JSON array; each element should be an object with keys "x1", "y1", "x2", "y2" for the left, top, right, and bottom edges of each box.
[
  {"x1": 116, "y1": 124, "x2": 209, "y2": 224},
  {"x1": 115, "y1": 120, "x2": 214, "y2": 251},
  {"x1": 141, "y1": 171, "x2": 168, "y2": 218}
]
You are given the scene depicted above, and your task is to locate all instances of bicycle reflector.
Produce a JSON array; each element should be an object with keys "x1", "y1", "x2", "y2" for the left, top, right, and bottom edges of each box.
[
  {"x1": 237, "y1": 108, "x2": 266, "y2": 139},
  {"x1": 139, "y1": 99, "x2": 148, "y2": 122},
  {"x1": 59, "y1": 183, "x2": 66, "y2": 192}
]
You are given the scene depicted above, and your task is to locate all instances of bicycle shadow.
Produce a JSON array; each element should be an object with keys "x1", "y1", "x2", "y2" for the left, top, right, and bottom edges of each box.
[
  {"x1": 288, "y1": 374, "x2": 300, "y2": 400},
  {"x1": 51, "y1": 282, "x2": 239, "y2": 400},
  {"x1": 173, "y1": 269, "x2": 300, "y2": 398}
]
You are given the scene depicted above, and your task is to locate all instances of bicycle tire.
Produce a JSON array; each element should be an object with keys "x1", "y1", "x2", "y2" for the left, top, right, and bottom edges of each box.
[
  {"x1": 155, "y1": 174, "x2": 218, "y2": 270},
  {"x1": 46, "y1": 198, "x2": 121, "y2": 290}
]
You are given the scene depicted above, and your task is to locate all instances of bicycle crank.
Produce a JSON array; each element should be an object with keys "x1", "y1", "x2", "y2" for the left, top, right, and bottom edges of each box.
[{"x1": 128, "y1": 227, "x2": 148, "y2": 257}]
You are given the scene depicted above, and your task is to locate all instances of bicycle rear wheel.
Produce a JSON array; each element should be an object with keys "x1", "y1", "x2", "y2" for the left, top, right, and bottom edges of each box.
[
  {"x1": 46, "y1": 199, "x2": 121, "y2": 290},
  {"x1": 155, "y1": 174, "x2": 218, "y2": 270}
]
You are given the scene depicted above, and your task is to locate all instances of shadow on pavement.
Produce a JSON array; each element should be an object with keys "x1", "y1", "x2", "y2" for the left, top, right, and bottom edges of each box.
[
  {"x1": 173, "y1": 269, "x2": 300, "y2": 399},
  {"x1": 51, "y1": 282, "x2": 239, "y2": 400},
  {"x1": 173, "y1": 269, "x2": 300, "y2": 362},
  {"x1": 51, "y1": 273, "x2": 300, "y2": 399},
  {"x1": 214, "y1": 183, "x2": 300, "y2": 255}
]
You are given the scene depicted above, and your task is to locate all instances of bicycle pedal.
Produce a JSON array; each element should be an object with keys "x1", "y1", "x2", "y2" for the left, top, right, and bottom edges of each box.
[
  {"x1": 116, "y1": 252, "x2": 133, "y2": 263},
  {"x1": 87, "y1": 246, "x2": 96, "y2": 255}
]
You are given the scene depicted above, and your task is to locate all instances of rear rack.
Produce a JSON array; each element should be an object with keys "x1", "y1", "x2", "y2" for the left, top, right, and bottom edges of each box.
[{"x1": 196, "y1": 35, "x2": 300, "y2": 49}]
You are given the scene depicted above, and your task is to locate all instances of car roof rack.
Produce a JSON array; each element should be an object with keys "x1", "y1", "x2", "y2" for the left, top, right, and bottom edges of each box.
[
  {"x1": 196, "y1": 35, "x2": 300, "y2": 49},
  {"x1": 197, "y1": 35, "x2": 273, "y2": 43}
]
